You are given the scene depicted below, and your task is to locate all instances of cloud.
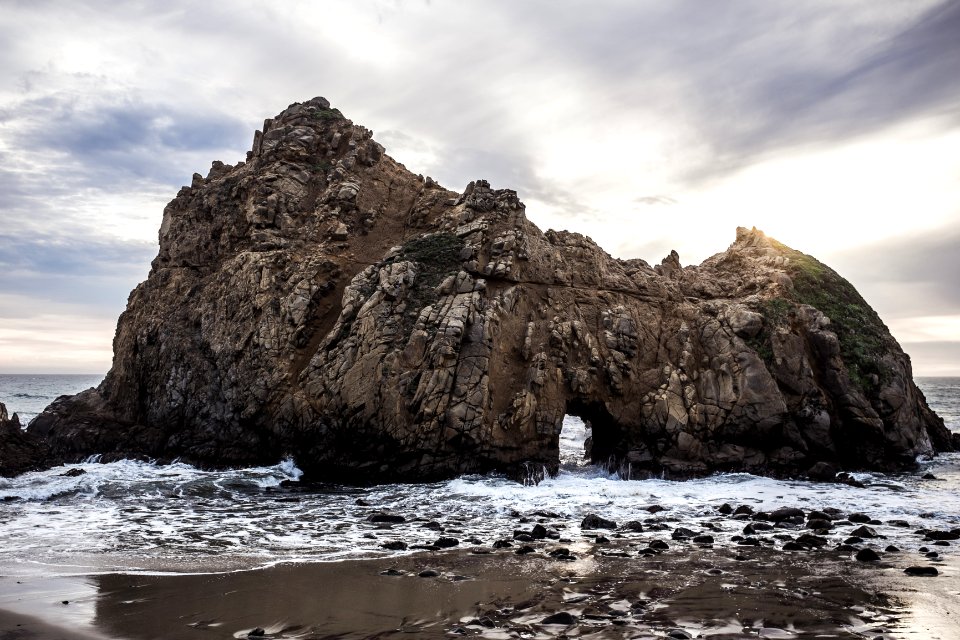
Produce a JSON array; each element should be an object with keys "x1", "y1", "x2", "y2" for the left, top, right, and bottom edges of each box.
[
  {"x1": 635, "y1": 196, "x2": 677, "y2": 207},
  {"x1": 829, "y1": 226, "x2": 960, "y2": 318},
  {"x1": 901, "y1": 342, "x2": 960, "y2": 377},
  {"x1": 0, "y1": 0, "x2": 957, "y2": 373}
]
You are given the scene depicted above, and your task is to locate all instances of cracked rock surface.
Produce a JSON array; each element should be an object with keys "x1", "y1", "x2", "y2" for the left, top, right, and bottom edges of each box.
[{"x1": 17, "y1": 97, "x2": 954, "y2": 481}]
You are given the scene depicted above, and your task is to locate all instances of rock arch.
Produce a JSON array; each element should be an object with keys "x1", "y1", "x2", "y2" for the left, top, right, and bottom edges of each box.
[{"x1": 23, "y1": 98, "x2": 954, "y2": 482}]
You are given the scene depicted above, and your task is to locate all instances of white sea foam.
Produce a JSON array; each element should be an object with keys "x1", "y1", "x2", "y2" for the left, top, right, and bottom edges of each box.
[{"x1": 1, "y1": 386, "x2": 959, "y2": 576}]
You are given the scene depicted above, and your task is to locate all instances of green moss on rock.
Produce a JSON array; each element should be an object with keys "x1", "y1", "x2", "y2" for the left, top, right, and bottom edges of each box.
[{"x1": 771, "y1": 240, "x2": 892, "y2": 391}]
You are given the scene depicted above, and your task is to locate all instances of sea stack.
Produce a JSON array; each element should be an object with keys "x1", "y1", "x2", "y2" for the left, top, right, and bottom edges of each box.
[{"x1": 19, "y1": 97, "x2": 953, "y2": 481}]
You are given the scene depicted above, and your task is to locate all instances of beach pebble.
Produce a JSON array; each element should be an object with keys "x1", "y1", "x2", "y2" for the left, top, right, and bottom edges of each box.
[
  {"x1": 248, "y1": 628, "x2": 265, "y2": 637},
  {"x1": 667, "y1": 629, "x2": 692, "y2": 639},
  {"x1": 418, "y1": 569, "x2": 440, "y2": 577},
  {"x1": 733, "y1": 505, "x2": 754, "y2": 516},
  {"x1": 645, "y1": 505, "x2": 666, "y2": 513},
  {"x1": 380, "y1": 541, "x2": 407, "y2": 550},
  {"x1": 922, "y1": 472, "x2": 937, "y2": 480},
  {"x1": 649, "y1": 539, "x2": 669, "y2": 550},
  {"x1": 904, "y1": 566, "x2": 939, "y2": 576},
  {"x1": 380, "y1": 568, "x2": 404, "y2": 576},
  {"x1": 796, "y1": 533, "x2": 828, "y2": 547},
  {"x1": 671, "y1": 527, "x2": 698, "y2": 540},
  {"x1": 595, "y1": 535, "x2": 609, "y2": 544},
  {"x1": 581, "y1": 514, "x2": 617, "y2": 530},
  {"x1": 848, "y1": 513, "x2": 872, "y2": 523},
  {"x1": 770, "y1": 507, "x2": 805, "y2": 522},
  {"x1": 925, "y1": 530, "x2": 960, "y2": 541},
  {"x1": 885, "y1": 545, "x2": 900, "y2": 553},
  {"x1": 621, "y1": 520, "x2": 644, "y2": 532},
  {"x1": 693, "y1": 535, "x2": 714, "y2": 544},
  {"x1": 807, "y1": 519, "x2": 833, "y2": 530},
  {"x1": 850, "y1": 526, "x2": 878, "y2": 538},
  {"x1": 718, "y1": 503, "x2": 733, "y2": 515},
  {"x1": 493, "y1": 539, "x2": 513, "y2": 548},
  {"x1": 515, "y1": 545, "x2": 536, "y2": 555},
  {"x1": 434, "y1": 537, "x2": 459, "y2": 548},
  {"x1": 367, "y1": 513, "x2": 405, "y2": 524},
  {"x1": 782, "y1": 541, "x2": 805, "y2": 551},
  {"x1": 933, "y1": 540, "x2": 950, "y2": 546},
  {"x1": 541, "y1": 612, "x2": 577, "y2": 625},
  {"x1": 855, "y1": 548, "x2": 881, "y2": 562}
]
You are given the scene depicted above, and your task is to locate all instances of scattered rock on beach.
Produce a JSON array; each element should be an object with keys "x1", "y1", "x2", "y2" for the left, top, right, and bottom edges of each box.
[
  {"x1": 368, "y1": 513, "x2": 405, "y2": 524},
  {"x1": 904, "y1": 566, "x2": 939, "y2": 577},
  {"x1": 770, "y1": 507, "x2": 805, "y2": 522},
  {"x1": 621, "y1": 521, "x2": 644, "y2": 532},
  {"x1": 855, "y1": 548, "x2": 881, "y2": 562},
  {"x1": 380, "y1": 541, "x2": 407, "y2": 550},
  {"x1": 541, "y1": 612, "x2": 577, "y2": 625},
  {"x1": 581, "y1": 514, "x2": 617, "y2": 530},
  {"x1": 434, "y1": 537, "x2": 459, "y2": 548}
]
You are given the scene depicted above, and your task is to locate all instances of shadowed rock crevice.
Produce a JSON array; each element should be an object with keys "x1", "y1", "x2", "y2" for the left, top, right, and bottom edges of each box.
[{"x1": 9, "y1": 96, "x2": 954, "y2": 481}]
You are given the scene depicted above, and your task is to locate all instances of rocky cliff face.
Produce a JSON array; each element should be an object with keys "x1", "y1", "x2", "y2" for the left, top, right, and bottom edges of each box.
[{"x1": 20, "y1": 97, "x2": 954, "y2": 481}]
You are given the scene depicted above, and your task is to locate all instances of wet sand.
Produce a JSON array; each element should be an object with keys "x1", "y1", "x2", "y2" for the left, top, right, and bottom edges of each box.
[{"x1": 2, "y1": 542, "x2": 953, "y2": 640}]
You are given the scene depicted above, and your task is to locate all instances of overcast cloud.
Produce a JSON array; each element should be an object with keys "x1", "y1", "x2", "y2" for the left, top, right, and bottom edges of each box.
[{"x1": 0, "y1": 0, "x2": 958, "y2": 374}]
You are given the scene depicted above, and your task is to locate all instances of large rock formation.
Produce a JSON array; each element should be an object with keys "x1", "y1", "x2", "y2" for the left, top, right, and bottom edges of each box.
[{"x1": 20, "y1": 97, "x2": 953, "y2": 482}]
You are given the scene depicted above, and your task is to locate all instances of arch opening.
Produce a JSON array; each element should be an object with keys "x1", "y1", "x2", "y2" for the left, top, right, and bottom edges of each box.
[{"x1": 560, "y1": 399, "x2": 631, "y2": 475}]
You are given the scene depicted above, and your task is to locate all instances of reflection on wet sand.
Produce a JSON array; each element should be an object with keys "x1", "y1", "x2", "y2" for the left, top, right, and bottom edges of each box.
[{"x1": 84, "y1": 548, "x2": 925, "y2": 640}]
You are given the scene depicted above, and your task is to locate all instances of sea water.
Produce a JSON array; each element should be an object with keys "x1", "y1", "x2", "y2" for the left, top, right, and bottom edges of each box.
[{"x1": 0, "y1": 376, "x2": 957, "y2": 575}]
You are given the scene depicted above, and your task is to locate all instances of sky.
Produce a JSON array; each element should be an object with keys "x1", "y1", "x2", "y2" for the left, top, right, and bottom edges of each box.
[{"x1": 0, "y1": 0, "x2": 958, "y2": 375}]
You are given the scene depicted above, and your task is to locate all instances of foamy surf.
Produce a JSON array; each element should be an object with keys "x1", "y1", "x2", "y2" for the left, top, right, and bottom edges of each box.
[{"x1": 1, "y1": 414, "x2": 958, "y2": 576}]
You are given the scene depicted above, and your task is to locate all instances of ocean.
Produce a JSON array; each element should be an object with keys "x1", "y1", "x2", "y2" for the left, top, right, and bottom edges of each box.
[{"x1": 0, "y1": 375, "x2": 957, "y2": 576}]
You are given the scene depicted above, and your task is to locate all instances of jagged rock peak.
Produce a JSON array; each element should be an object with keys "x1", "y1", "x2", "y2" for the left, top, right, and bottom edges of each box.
[{"x1": 12, "y1": 97, "x2": 953, "y2": 482}]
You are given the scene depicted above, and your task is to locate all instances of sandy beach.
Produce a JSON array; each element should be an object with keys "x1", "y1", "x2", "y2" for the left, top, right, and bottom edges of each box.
[{"x1": 1, "y1": 539, "x2": 955, "y2": 640}]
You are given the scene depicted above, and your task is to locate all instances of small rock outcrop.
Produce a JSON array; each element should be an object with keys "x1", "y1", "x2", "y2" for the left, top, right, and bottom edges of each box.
[
  {"x1": 20, "y1": 97, "x2": 953, "y2": 481},
  {"x1": 0, "y1": 401, "x2": 48, "y2": 476}
]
